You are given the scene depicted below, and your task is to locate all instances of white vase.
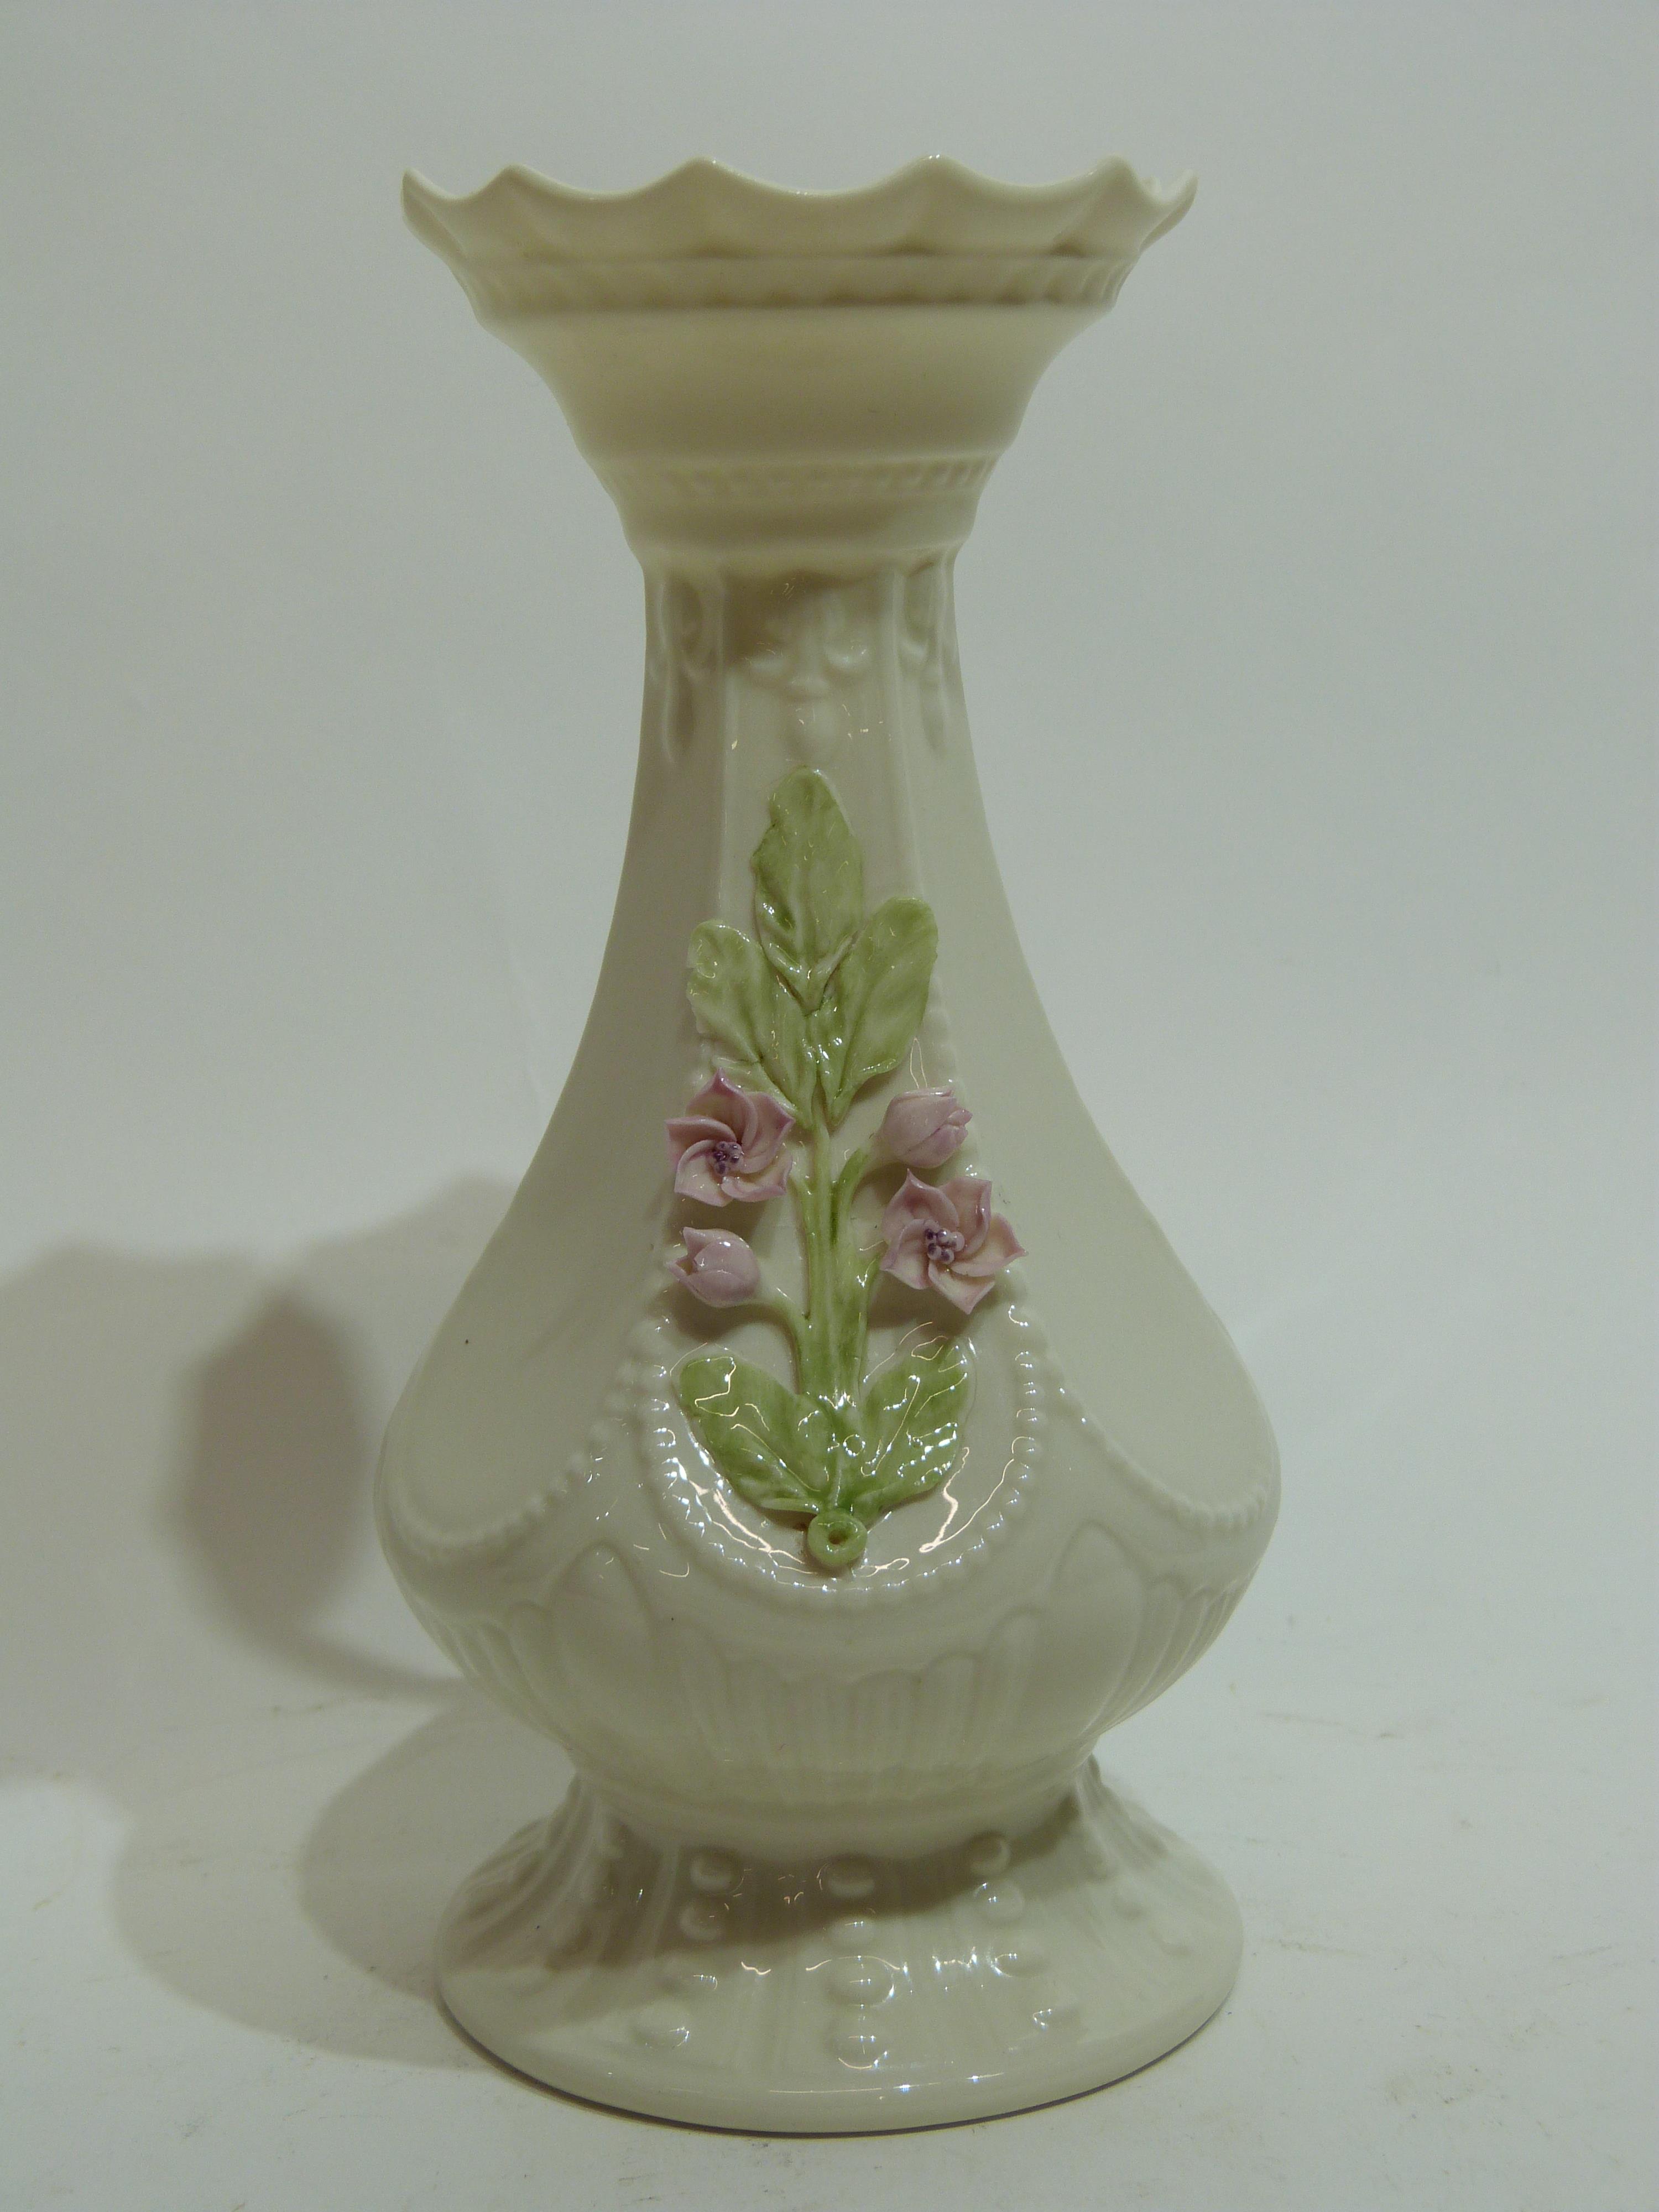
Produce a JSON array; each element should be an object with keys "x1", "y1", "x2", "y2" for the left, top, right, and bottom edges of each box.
[{"x1": 380, "y1": 155, "x2": 1279, "y2": 2131}]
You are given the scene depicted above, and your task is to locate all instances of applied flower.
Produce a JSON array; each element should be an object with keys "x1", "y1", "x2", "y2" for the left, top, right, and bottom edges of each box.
[
  {"x1": 876, "y1": 1087, "x2": 971, "y2": 1170},
  {"x1": 879, "y1": 1172, "x2": 1024, "y2": 1314},
  {"x1": 667, "y1": 1072, "x2": 794, "y2": 1205},
  {"x1": 667, "y1": 1226, "x2": 761, "y2": 1307}
]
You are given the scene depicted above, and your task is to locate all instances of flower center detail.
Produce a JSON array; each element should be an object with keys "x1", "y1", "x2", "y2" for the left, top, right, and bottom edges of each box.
[
  {"x1": 923, "y1": 1225, "x2": 965, "y2": 1265},
  {"x1": 709, "y1": 1140, "x2": 744, "y2": 1178}
]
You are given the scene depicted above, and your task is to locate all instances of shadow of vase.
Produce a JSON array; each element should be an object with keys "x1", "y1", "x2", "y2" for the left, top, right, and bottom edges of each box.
[
  {"x1": 168, "y1": 1288, "x2": 444, "y2": 1700},
  {"x1": 1, "y1": 1176, "x2": 575, "y2": 2070}
]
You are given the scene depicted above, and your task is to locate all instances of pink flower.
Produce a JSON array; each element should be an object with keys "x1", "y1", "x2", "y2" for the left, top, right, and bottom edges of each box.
[
  {"x1": 666, "y1": 1073, "x2": 794, "y2": 1206},
  {"x1": 877, "y1": 1087, "x2": 971, "y2": 1170},
  {"x1": 667, "y1": 1227, "x2": 760, "y2": 1307},
  {"x1": 879, "y1": 1173, "x2": 1024, "y2": 1315}
]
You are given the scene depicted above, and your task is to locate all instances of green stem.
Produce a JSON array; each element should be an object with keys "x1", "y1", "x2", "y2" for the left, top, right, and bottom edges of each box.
[
  {"x1": 811, "y1": 1120, "x2": 841, "y2": 1390},
  {"x1": 832, "y1": 1145, "x2": 870, "y2": 1234},
  {"x1": 793, "y1": 1124, "x2": 890, "y2": 1511},
  {"x1": 792, "y1": 1129, "x2": 836, "y2": 1401},
  {"x1": 757, "y1": 1288, "x2": 808, "y2": 1369}
]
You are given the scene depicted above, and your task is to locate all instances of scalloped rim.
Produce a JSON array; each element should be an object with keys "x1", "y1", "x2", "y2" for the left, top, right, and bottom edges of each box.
[{"x1": 402, "y1": 152, "x2": 1196, "y2": 272}]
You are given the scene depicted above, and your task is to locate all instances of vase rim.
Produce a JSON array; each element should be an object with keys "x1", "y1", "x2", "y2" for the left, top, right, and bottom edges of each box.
[
  {"x1": 402, "y1": 152, "x2": 1197, "y2": 573},
  {"x1": 402, "y1": 152, "x2": 1196, "y2": 275}
]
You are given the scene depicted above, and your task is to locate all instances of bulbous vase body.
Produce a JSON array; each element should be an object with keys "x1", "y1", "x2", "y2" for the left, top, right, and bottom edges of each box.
[{"x1": 379, "y1": 155, "x2": 1277, "y2": 2130}]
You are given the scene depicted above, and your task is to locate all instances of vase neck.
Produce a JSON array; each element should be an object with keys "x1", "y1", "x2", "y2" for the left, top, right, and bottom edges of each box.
[
  {"x1": 640, "y1": 560, "x2": 963, "y2": 872},
  {"x1": 611, "y1": 455, "x2": 1000, "y2": 575}
]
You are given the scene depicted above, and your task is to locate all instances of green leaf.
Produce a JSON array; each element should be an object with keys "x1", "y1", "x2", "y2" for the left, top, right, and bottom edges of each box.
[
  {"x1": 676, "y1": 1352, "x2": 830, "y2": 1517},
  {"x1": 687, "y1": 921, "x2": 769, "y2": 1064},
  {"x1": 812, "y1": 895, "x2": 938, "y2": 1126},
  {"x1": 849, "y1": 1337, "x2": 972, "y2": 1517},
  {"x1": 762, "y1": 978, "x2": 817, "y2": 1118},
  {"x1": 752, "y1": 769, "x2": 863, "y2": 1013},
  {"x1": 686, "y1": 920, "x2": 816, "y2": 1115}
]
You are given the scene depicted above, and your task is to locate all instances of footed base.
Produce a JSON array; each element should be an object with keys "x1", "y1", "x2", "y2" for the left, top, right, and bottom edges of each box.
[{"x1": 436, "y1": 1760, "x2": 1242, "y2": 2131}]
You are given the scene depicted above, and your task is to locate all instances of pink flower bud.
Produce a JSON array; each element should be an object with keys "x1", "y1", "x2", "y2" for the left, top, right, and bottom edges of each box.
[
  {"x1": 667, "y1": 1226, "x2": 760, "y2": 1307},
  {"x1": 877, "y1": 1088, "x2": 972, "y2": 1171}
]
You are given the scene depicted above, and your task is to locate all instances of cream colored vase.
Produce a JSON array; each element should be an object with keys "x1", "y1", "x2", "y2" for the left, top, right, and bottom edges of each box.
[{"x1": 380, "y1": 155, "x2": 1279, "y2": 2131}]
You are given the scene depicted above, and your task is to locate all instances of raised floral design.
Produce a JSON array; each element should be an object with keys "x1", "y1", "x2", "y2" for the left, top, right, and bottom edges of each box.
[
  {"x1": 666, "y1": 1073, "x2": 794, "y2": 1205},
  {"x1": 664, "y1": 768, "x2": 1023, "y2": 1570},
  {"x1": 877, "y1": 1087, "x2": 971, "y2": 1170},
  {"x1": 879, "y1": 1173, "x2": 1024, "y2": 1314},
  {"x1": 667, "y1": 1227, "x2": 761, "y2": 1307}
]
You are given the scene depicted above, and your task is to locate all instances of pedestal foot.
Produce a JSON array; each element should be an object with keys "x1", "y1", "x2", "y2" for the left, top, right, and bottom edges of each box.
[{"x1": 436, "y1": 1759, "x2": 1242, "y2": 2132}]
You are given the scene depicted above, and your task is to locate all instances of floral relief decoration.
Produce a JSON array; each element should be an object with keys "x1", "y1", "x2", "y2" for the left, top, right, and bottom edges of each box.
[{"x1": 664, "y1": 768, "x2": 1021, "y2": 1570}]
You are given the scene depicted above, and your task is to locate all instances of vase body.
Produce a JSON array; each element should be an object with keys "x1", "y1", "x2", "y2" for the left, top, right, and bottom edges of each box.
[{"x1": 380, "y1": 157, "x2": 1278, "y2": 2130}]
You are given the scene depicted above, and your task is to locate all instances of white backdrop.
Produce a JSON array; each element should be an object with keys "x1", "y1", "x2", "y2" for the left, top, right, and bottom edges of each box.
[{"x1": 3, "y1": 5, "x2": 1653, "y2": 2209}]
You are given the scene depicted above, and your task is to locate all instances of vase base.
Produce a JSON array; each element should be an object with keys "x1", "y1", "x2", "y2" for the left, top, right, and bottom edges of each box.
[{"x1": 435, "y1": 1759, "x2": 1242, "y2": 2132}]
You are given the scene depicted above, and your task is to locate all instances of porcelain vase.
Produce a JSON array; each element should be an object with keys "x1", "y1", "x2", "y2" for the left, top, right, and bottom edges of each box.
[{"x1": 379, "y1": 153, "x2": 1279, "y2": 2131}]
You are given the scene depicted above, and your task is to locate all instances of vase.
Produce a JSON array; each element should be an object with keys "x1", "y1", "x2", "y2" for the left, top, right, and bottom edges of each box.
[{"x1": 380, "y1": 154, "x2": 1279, "y2": 2132}]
